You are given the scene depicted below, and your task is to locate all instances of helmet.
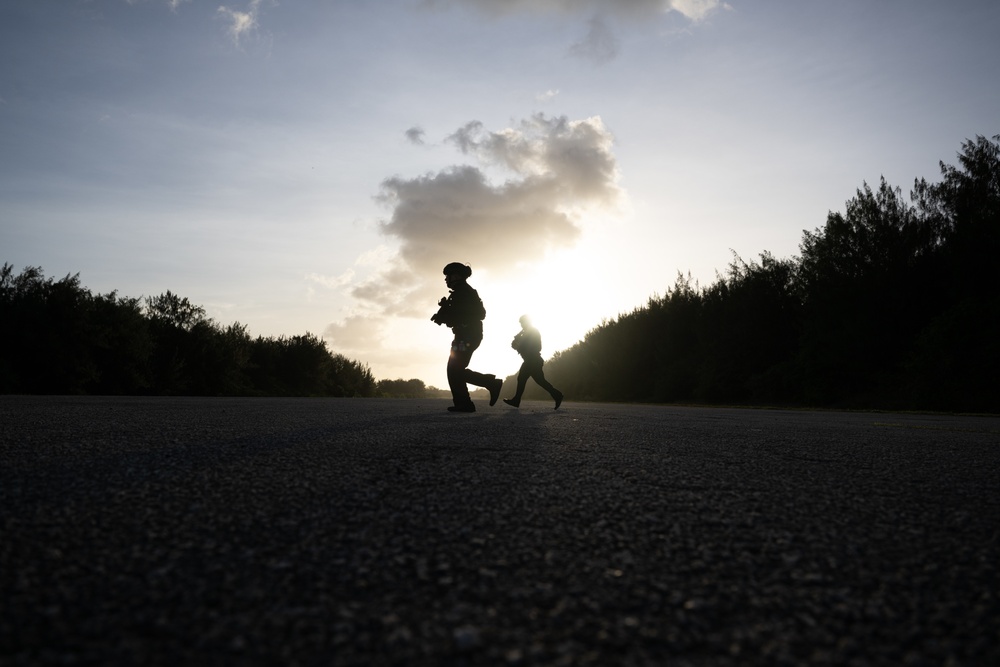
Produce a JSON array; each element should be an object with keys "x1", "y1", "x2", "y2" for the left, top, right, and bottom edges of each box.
[{"x1": 442, "y1": 262, "x2": 472, "y2": 279}]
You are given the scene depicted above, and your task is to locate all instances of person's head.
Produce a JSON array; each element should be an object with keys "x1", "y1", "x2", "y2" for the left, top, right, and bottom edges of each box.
[
  {"x1": 519, "y1": 314, "x2": 532, "y2": 329},
  {"x1": 443, "y1": 262, "x2": 472, "y2": 289}
]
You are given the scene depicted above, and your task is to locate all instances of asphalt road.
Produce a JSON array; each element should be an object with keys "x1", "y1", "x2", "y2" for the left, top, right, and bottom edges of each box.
[{"x1": 1, "y1": 396, "x2": 998, "y2": 665}]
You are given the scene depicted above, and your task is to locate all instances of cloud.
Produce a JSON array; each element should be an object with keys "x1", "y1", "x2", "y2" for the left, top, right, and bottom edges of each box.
[
  {"x1": 405, "y1": 127, "x2": 426, "y2": 145},
  {"x1": 536, "y1": 89, "x2": 561, "y2": 103},
  {"x1": 324, "y1": 315, "x2": 387, "y2": 351},
  {"x1": 419, "y1": 1, "x2": 724, "y2": 62},
  {"x1": 569, "y1": 15, "x2": 620, "y2": 64},
  {"x1": 668, "y1": 0, "x2": 727, "y2": 22},
  {"x1": 305, "y1": 270, "x2": 355, "y2": 290},
  {"x1": 355, "y1": 245, "x2": 398, "y2": 268},
  {"x1": 217, "y1": 0, "x2": 263, "y2": 45},
  {"x1": 419, "y1": 0, "x2": 724, "y2": 22},
  {"x1": 123, "y1": 0, "x2": 191, "y2": 8},
  {"x1": 443, "y1": 115, "x2": 620, "y2": 204},
  {"x1": 334, "y1": 114, "x2": 622, "y2": 323}
]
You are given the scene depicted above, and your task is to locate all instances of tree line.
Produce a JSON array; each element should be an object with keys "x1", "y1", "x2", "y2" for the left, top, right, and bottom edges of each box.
[
  {"x1": 514, "y1": 134, "x2": 1000, "y2": 413},
  {"x1": 0, "y1": 273, "x2": 377, "y2": 397}
]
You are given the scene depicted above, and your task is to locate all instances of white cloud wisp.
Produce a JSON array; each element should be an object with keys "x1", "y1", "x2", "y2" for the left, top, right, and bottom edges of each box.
[
  {"x1": 420, "y1": 0, "x2": 724, "y2": 22},
  {"x1": 217, "y1": 0, "x2": 263, "y2": 45}
]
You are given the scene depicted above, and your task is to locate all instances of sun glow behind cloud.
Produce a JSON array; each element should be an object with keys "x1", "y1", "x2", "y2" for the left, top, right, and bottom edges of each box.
[{"x1": 322, "y1": 113, "x2": 626, "y2": 385}]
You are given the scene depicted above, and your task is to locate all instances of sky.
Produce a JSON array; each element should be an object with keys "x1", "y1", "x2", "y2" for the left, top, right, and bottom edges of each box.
[{"x1": 2, "y1": 0, "x2": 998, "y2": 389}]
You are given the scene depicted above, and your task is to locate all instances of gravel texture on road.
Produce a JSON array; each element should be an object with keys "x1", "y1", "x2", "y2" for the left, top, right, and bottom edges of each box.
[{"x1": 1, "y1": 396, "x2": 998, "y2": 665}]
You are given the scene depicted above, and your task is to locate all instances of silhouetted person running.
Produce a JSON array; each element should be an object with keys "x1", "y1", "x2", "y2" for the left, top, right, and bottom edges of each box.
[
  {"x1": 431, "y1": 262, "x2": 503, "y2": 412},
  {"x1": 503, "y1": 315, "x2": 564, "y2": 410}
]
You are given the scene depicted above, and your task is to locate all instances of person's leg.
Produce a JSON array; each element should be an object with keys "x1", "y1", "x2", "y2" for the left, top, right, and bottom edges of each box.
[
  {"x1": 447, "y1": 341, "x2": 474, "y2": 410},
  {"x1": 462, "y1": 369, "x2": 493, "y2": 387},
  {"x1": 457, "y1": 338, "x2": 502, "y2": 406},
  {"x1": 463, "y1": 368, "x2": 502, "y2": 406},
  {"x1": 458, "y1": 337, "x2": 487, "y2": 386},
  {"x1": 503, "y1": 361, "x2": 531, "y2": 407},
  {"x1": 529, "y1": 360, "x2": 563, "y2": 409}
]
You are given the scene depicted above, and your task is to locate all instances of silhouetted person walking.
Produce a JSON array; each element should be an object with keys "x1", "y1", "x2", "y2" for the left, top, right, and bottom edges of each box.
[
  {"x1": 431, "y1": 262, "x2": 503, "y2": 412},
  {"x1": 503, "y1": 315, "x2": 563, "y2": 410}
]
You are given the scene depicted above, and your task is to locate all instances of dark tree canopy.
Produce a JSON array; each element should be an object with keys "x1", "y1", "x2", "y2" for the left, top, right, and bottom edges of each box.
[
  {"x1": 0, "y1": 268, "x2": 376, "y2": 397},
  {"x1": 511, "y1": 135, "x2": 1000, "y2": 413}
]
